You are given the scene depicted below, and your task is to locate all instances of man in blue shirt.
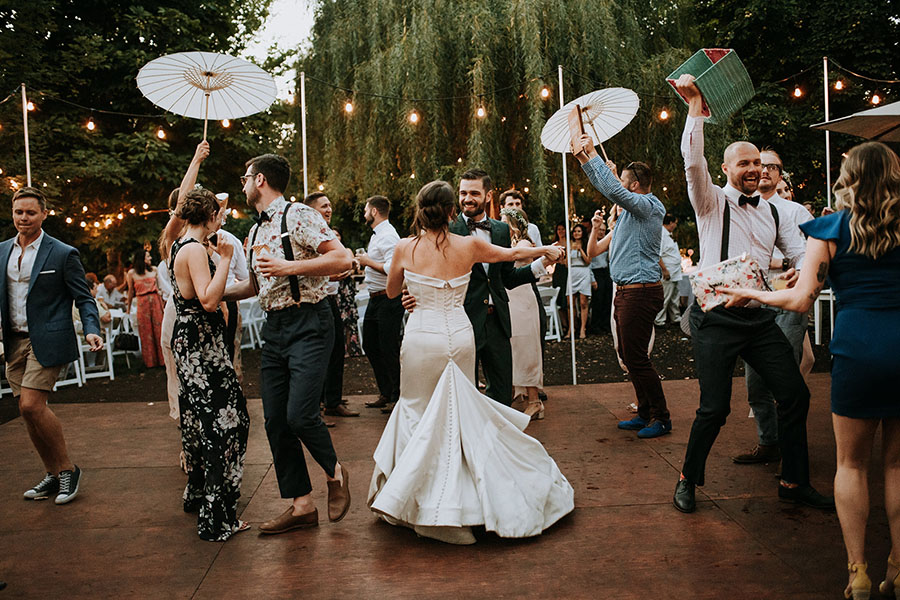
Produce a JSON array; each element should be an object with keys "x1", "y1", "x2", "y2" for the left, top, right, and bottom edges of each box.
[{"x1": 573, "y1": 134, "x2": 671, "y2": 438}]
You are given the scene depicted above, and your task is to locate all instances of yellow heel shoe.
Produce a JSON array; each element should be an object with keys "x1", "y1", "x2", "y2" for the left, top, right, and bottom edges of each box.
[
  {"x1": 524, "y1": 400, "x2": 544, "y2": 421},
  {"x1": 879, "y1": 556, "x2": 900, "y2": 599},
  {"x1": 845, "y1": 562, "x2": 871, "y2": 600}
]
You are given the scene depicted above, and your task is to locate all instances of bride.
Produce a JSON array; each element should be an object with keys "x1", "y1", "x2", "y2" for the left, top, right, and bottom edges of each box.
[{"x1": 367, "y1": 180, "x2": 575, "y2": 544}]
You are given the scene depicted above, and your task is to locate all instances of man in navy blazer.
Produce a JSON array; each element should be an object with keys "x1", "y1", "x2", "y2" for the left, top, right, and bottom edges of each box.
[{"x1": 2, "y1": 187, "x2": 103, "y2": 505}]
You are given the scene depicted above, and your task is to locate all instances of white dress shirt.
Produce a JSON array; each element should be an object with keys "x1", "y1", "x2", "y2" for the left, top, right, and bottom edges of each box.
[
  {"x1": 681, "y1": 116, "x2": 805, "y2": 276},
  {"x1": 659, "y1": 227, "x2": 682, "y2": 280},
  {"x1": 212, "y1": 228, "x2": 250, "y2": 287},
  {"x1": 765, "y1": 192, "x2": 814, "y2": 274},
  {"x1": 527, "y1": 223, "x2": 543, "y2": 247},
  {"x1": 364, "y1": 220, "x2": 400, "y2": 292},
  {"x1": 97, "y1": 285, "x2": 125, "y2": 309},
  {"x1": 6, "y1": 231, "x2": 44, "y2": 333}
]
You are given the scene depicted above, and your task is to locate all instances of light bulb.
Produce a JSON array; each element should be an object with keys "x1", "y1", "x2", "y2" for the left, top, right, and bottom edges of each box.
[
  {"x1": 408, "y1": 110, "x2": 419, "y2": 124},
  {"x1": 834, "y1": 80, "x2": 844, "y2": 90},
  {"x1": 129, "y1": 207, "x2": 136, "y2": 214},
  {"x1": 142, "y1": 203, "x2": 149, "y2": 209},
  {"x1": 80, "y1": 221, "x2": 86, "y2": 228},
  {"x1": 659, "y1": 109, "x2": 669, "y2": 120},
  {"x1": 540, "y1": 87, "x2": 550, "y2": 99},
  {"x1": 476, "y1": 106, "x2": 486, "y2": 118},
  {"x1": 318, "y1": 184, "x2": 324, "y2": 191},
  {"x1": 117, "y1": 213, "x2": 124, "y2": 220},
  {"x1": 86, "y1": 117, "x2": 95, "y2": 131},
  {"x1": 26, "y1": 101, "x2": 35, "y2": 111},
  {"x1": 10, "y1": 180, "x2": 18, "y2": 189},
  {"x1": 793, "y1": 86, "x2": 803, "y2": 98},
  {"x1": 410, "y1": 173, "x2": 416, "y2": 179},
  {"x1": 344, "y1": 101, "x2": 354, "y2": 113},
  {"x1": 523, "y1": 187, "x2": 529, "y2": 193},
  {"x1": 221, "y1": 119, "x2": 230, "y2": 128},
  {"x1": 49, "y1": 210, "x2": 56, "y2": 216},
  {"x1": 66, "y1": 217, "x2": 73, "y2": 224},
  {"x1": 872, "y1": 94, "x2": 882, "y2": 105},
  {"x1": 82, "y1": 205, "x2": 87, "y2": 212},
  {"x1": 156, "y1": 127, "x2": 166, "y2": 139},
  {"x1": 93, "y1": 221, "x2": 100, "y2": 228},
  {"x1": 231, "y1": 209, "x2": 238, "y2": 217},
  {"x1": 105, "y1": 218, "x2": 112, "y2": 226}
]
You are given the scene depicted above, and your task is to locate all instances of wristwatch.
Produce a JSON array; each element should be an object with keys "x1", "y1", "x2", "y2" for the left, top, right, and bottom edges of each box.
[{"x1": 782, "y1": 257, "x2": 790, "y2": 271}]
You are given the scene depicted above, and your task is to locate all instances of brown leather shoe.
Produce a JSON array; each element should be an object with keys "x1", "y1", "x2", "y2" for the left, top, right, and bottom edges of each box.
[
  {"x1": 365, "y1": 395, "x2": 390, "y2": 408},
  {"x1": 732, "y1": 444, "x2": 781, "y2": 464},
  {"x1": 324, "y1": 403, "x2": 360, "y2": 417},
  {"x1": 327, "y1": 464, "x2": 351, "y2": 522},
  {"x1": 259, "y1": 506, "x2": 318, "y2": 534}
]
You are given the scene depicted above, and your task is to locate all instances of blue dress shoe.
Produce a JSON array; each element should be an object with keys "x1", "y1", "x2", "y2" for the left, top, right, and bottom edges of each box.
[
  {"x1": 618, "y1": 416, "x2": 649, "y2": 431},
  {"x1": 637, "y1": 419, "x2": 672, "y2": 438},
  {"x1": 673, "y1": 479, "x2": 696, "y2": 513}
]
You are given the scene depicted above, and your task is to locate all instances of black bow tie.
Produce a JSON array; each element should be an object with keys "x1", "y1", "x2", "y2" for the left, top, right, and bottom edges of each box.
[
  {"x1": 738, "y1": 194, "x2": 759, "y2": 208},
  {"x1": 254, "y1": 211, "x2": 271, "y2": 225},
  {"x1": 466, "y1": 219, "x2": 492, "y2": 233}
]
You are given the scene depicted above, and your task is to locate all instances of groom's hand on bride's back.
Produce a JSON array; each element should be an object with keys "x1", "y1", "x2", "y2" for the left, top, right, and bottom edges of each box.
[{"x1": 401, "y1": 289, "x2": 417, "y2": 313}]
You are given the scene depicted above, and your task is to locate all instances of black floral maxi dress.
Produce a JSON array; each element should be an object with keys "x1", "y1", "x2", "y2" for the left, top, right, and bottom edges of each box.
[{"x1": 170, "y1": 238, "x2": 250, "y2": 541}]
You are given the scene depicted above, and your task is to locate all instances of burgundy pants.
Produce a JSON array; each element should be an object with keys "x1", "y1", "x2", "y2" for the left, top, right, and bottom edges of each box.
[{"x1": 614, "y1": 285, "x2": 669, "y2": 422}]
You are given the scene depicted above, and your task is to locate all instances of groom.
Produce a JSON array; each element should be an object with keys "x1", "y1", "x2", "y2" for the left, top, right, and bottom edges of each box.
[{"x1": 407, "y1": 169, "x2": 557, "y2": 406}]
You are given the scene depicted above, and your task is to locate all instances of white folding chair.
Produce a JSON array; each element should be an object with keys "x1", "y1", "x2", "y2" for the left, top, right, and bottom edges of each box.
[
  {"x1": 538, "y1": 285, "x2": 562, "y2": 342},
  {"x1": 239, "y1": 299, "x2": 257, "y2": 349},
  {"x1": 109, "y1": 308, "x2": 136, "y2": 369},
  {"x1": 0, "y1": 368, "x2": 11, "y2": 397},
  {"x1": 78, "y1": 324, "x2": 115, "y2": 382},
  {"x1": 813, "y1": 288, "x2": 835, "y2": 345},
  {"x1": 246, "y1": 300, "x2": 266, "y2": 348}
]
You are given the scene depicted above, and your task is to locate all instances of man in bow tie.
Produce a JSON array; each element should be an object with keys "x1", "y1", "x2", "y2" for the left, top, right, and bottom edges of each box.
[{"x1": 670, "y1": 74, "x2": 832, "y2": 515}]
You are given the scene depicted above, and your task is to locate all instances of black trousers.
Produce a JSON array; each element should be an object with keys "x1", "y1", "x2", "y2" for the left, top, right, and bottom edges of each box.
[
  {"x1": 682, "y1": 302, "x2": 810, "y2": 487},
  {"x1": 260, "y1": 301, "x2": 337, "y2": 498},
  {"x1": 321, "y1": 295, "x2": 345, "y2": 410},
  {"x1": 475, "y1": 310, "x2": 514, "y2": 407},
  {"x1": 362, "y1": 293, "x2": 404, "y2": 402},
  {"x1": 589, "y1": 267, "x2": 613, "y2": 333}
]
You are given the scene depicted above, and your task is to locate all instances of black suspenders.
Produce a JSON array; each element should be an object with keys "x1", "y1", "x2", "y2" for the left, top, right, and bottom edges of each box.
[
  {"x1": 249, "y1": 202, "x2": 302, "y2": 302},
  {"x1": 720, "y1": 199, "x2": 780, "y2": 261}
]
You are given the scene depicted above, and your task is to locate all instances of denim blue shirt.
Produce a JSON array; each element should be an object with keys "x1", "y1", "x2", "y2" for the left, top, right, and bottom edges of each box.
[{"x1": 581, "y1": 156, "x2": 665, "y2": 284}]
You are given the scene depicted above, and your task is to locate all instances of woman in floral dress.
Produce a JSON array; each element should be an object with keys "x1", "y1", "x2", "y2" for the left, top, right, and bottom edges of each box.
[
  {"x1": 169, "y1": 187, "x2": 249, "y2": 541},
  {"x1": 333, "y1": 228, "x2": 363, "y2": 357}
]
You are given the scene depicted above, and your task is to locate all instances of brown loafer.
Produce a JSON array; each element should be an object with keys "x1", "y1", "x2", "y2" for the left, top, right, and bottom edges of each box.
[
  {"x1": 732, "y1": 444, "x2": 781, "y2": 464},
  {"x1": 324, "y1": 404, "x2": 360, "y2": 417},
  {"x1": 365, "y1": 395, "x2": 390, "y2": 408},
  {"x1": 327, "y1": 464, "x2": 351, "y2": 522},
  {"x1": 259, "y1": 506, "x2": 318, "y2": 534}
]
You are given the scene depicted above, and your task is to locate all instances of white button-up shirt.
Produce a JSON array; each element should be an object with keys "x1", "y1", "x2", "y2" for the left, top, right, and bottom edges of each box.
[
  {"x1": 765, "y1": 192, "x2": 814, "y2": 274},
  {"x1": 6, "y1": 231, "x2": 44, "y2": 333},
  {"x1": 659, "y1": 227, "x2": 682, "y2": 280},
  {"x1": 212, "y1": 228, "x2": 250, "y2": 287},
  {"x1": 364, "y1": 220, "x2": 400, "y2": 292}
]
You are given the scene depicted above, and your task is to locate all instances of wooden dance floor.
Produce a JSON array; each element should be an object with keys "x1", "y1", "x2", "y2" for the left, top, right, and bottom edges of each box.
[{"x1": 0, "y1": 373, "x2": 885, "y2": 599}]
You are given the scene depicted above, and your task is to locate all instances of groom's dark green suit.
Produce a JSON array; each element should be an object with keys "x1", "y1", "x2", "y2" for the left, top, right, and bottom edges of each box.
[{"x1": 449, "y1": 214, "x2": 538, "y2": 406}]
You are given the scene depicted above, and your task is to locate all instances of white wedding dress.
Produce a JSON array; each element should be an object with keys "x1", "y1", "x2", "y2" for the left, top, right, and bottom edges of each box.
[{"x1": 367, "y1": 271, "x2": 574, "y2": 539}]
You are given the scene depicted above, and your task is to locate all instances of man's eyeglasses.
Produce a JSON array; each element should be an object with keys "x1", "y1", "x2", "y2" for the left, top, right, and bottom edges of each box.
[
  {"x1": 240, "y1": 173, "x2": 255, "y2": 184},
  {"x1": 761, "y1": 163, "x2": 782, "y2": 173}
]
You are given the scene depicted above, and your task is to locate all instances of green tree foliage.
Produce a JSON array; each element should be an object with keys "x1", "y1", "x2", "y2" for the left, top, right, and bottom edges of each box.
[
  {"x1": 0, "y1": 0, "x2": 295, "y2": 274},
  {"x1": 692, "y1": 0, "x2": 899, "y2": 211},
  {"x1": 298, "y1": 0, "x2": 714, "y2": 248}
]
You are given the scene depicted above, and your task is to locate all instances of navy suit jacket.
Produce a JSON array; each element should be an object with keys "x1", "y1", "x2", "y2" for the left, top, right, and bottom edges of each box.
[
  {"x1": 0, "y1": 233, "x2": 100, "y2": 367},
  {"x1": 449, "y1": 215, "x2": 537, "y2": 341}
]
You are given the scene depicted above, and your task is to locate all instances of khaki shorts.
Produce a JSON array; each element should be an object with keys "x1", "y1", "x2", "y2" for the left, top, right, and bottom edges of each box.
[{"x1": 5, "y1": 336, "x2": 62, "y2": 397}]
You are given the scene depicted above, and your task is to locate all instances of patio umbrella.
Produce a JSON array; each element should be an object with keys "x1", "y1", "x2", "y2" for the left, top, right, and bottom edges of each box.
[
  {"x1": 540, "y1": 88, "x2": 640, "y2": 159},
  {"x1": 810, "y1": 100, "x2": 900, "y2": 142},
  {"x1": 136, "y1": 51, "x2": 277, "y2": 140}
]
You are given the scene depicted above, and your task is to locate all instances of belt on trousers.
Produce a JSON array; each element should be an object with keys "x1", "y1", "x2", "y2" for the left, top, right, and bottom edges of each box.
[
  {"x1": 369, "y1": 289, "x2": 387, "y2": 297},
  {"x1": 616, "y1": 281, "x2": 662, "y2": 289}
]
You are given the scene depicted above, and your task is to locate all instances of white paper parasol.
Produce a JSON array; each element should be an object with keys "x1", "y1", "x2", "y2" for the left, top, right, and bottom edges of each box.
[
  {"x1": 137, "y1": 51, "x2": 277, "y2": 139},
  {"x1": 541, "y1": 88, "x2": 640, "y2": 158}
]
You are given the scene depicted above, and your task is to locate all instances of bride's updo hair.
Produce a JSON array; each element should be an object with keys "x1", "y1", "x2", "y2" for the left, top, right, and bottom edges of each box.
[
  {"x1": 177, "y1": 188, "x2": 219, "y2": 226},
  {"x1": 412, "y1": 180, "x2": 455, "y2": 250}
]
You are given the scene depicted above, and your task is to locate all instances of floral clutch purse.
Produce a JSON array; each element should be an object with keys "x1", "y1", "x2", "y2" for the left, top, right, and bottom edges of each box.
[{"x1": 689, "y1": 253, "x2": 770, "y2": 312}]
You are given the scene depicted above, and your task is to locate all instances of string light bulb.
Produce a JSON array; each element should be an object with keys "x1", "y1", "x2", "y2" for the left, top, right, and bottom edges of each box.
[
  {"x1": 93, "y1": 221, "x2": 100, "y2": 228},
  {"x1": 834, "y1": 80, "x2": 844, "y2": 90},
  {"x1": 117, "y1": 213, "x2": 124, "y2": 220},
  {"x1": 26, "y1": 101, "x2": 35, "y2": 111},
  {"x1": 86, "y1": 117, "x2": 95, "y2": 131},
  {"x1": 476, "y1": 106, "x2": 486, "y2": 118},
  {"x1": 523, "y1": 187, "x2": 529, "y2": 193},
  {"x1": 49, "y1": 210, "x2": 56, "y2": 216},
  {"x1": 231, "y1": 209, "x2": 239, "y2": 218},
  {"x1": 129, "y1": 207, "x2": 136, "y2": 214},
  {"x1": 344, "y1": 101, "x2": 354, "y2": 113},
  {"x1": 793, "y1": 86, "x2": 803, "y2": 98},
  {"x1": 318, "y1": 184, "x2": 324, "y2": 191},
  {"x1": 659, "y1": 109, "x2": 669, "y2": 120},
  {"x1": 66, "y1": 217, "x2": 73, "y2": 224},
  {"x1": 221, "y1": 119, "x2": 230, "y2": 128},
  {"x1": 872, "y1": 94, "x2": 882, "y2": 105},
  {"x1": 82, "y1": 205, "x2": 88, "y2": 212},
  {"x1": 142, "y1": 203, "x2": 149, "y2": 210},
  {"x1": 105, "y1": 218, "x2": 112, "y2": 226},
  {"x1": 80, "y1": 221, "x2": 86, "y2": 228},
  {"x1": 408, "y1": 110, "x2": 419, "y2": 124},
  {"x1": 10, "y1": 180, "x2": 18, "y2": 189},
  {"x1": 410, "y1": 173, "x2": 416, "y2": 179},
  {"x1": 540, "y1": 86, "x2": 550, "y2": 99},
  {"x1": 156, "y1": 127, "x2": 166, "y2": 139}
]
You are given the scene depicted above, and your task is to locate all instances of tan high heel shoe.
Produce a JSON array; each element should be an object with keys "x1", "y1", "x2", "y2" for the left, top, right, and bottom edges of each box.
[
  {"x1": 880, "y1": 556, "x2": 900, "y2": 599},
  {"x1": 524, "y1": 400, "x2": 544, "y2": 421},
  {"x1": 845, "y1": 562, "x2": 871, "y2": 600}
]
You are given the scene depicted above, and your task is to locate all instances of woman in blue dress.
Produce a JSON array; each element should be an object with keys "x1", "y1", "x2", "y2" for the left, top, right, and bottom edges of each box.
[{"x1": 720, "y1": 142, "x2": 900, "y2": 600}]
